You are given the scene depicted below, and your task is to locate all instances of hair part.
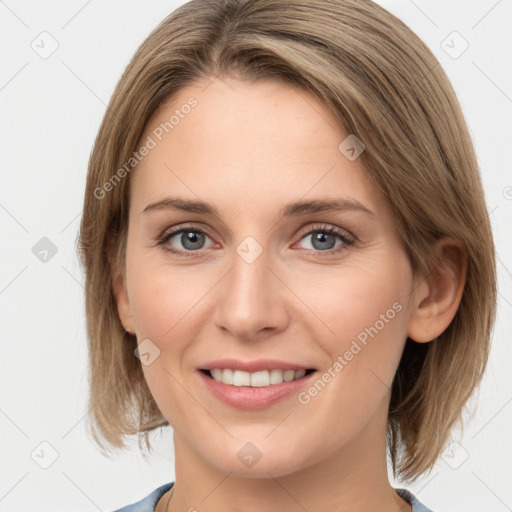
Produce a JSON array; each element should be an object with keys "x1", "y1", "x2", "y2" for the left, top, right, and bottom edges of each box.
[{"x1": 77, "y1": 0, "x2": 497, "y2": 482}]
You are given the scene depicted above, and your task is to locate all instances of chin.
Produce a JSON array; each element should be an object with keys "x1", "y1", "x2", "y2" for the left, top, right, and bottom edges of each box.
[{"x1": 200, "y1": 440, "x2": 315, "y2": 479}]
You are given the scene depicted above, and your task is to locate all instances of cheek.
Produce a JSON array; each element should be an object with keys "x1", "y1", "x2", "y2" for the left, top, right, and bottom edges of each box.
[
  {"x1": 128, "y1": 265, "x2": 212, "y2": 425},
  {"x1": 290, "y1": 257, "x2": 407, "y2": 343},
  {"x1": 128, "y1": 263, "x2": 212, "y2": 346},
  {"x1": 287, "y1": 251, "x2": 411, "y2": 404}
]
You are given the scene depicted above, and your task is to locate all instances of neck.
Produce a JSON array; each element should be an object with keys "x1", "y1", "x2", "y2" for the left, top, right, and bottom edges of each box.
[{"x1": 163, "y1": 404, "x2": 412, "y2": 512}]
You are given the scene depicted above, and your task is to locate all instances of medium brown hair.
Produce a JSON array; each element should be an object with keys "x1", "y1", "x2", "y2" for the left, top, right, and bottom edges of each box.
[{"x1": 77, "y1": 0, "x2": 497, "y2": 482}]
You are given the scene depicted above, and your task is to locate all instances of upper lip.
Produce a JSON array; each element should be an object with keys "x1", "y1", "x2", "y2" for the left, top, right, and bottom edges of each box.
[{"x1": 200, "y1": 359, "x2": 315, "y2": 373}]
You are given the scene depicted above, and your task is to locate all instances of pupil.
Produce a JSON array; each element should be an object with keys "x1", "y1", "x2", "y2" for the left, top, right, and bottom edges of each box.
[
  {"x1": 182, "y1": 231, "x2": 204, "y2": 250},
  {"x1": 313, "y1": 232, "x2": 335, "y2": 250}
]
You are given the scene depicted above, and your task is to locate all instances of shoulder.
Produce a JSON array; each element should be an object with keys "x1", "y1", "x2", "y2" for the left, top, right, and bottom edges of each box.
[
  {"x1": 396, "y1": 488, "x2": 436, "y2": 512},
  {"x1": 110, "y1": 483, "x2": 432, "y2": 512},
  {"x1": 111, "y1": 482, "x2": 174, "y2": 512}
]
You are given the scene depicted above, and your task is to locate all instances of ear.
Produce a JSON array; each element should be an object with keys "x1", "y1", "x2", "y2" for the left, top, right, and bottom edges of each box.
[
  {"x1": 407, "y1": 237, "x2": 467, "y2": 343},
  {"x1": 110, "y1": 243, "x2": 135, "y2": 335}
]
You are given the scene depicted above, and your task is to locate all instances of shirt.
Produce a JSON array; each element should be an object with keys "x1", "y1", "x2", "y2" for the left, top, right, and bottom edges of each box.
[{"x1": 111, "y1": 482, "x2": 435, "y2": 511}]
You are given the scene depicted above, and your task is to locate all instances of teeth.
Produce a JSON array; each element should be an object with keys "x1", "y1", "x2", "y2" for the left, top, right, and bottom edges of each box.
[
  {"x1": 208, "y1": 368, "x2": 309, "y2": 387},
  {"x1": 233, "y1": 370, "x2": 251, "y2": 386},
  {"x1": 294, "y1": 369, "x2": 306, "y2": 379},
  {"x1": 250, "y1": 370, "x2": 269, "y2": 387},
  {"x1": 270, "y1": 369, "x2": 285, "y2": 384}
]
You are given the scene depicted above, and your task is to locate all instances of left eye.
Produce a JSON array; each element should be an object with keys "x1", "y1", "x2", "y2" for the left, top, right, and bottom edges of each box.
[{"x1": 297, "y1": 228, "x2": 351, "y2": 252}]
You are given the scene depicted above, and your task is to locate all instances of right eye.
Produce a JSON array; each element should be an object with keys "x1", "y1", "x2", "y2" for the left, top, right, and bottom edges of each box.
[{"x1": 158, "y1": 226, "x2": 216, "y2": 257}]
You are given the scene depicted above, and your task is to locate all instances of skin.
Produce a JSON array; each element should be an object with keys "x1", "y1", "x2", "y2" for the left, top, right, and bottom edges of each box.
[{"x1": 113, "y1": 76, "x2": 467, "y2": 512}]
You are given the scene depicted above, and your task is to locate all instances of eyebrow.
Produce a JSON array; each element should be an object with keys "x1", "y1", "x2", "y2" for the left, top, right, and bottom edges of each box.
[{"x1": 141, "y1": 196, "x2": 375, "y2": 218}]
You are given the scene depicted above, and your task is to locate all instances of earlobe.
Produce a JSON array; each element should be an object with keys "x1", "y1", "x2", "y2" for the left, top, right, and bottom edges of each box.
[
  {"x1": 111, "y1": 256, "x2": 135, "y2": 335},
  {"x1": 407, "y1": 238, "x2": 467, "y2": 343}
]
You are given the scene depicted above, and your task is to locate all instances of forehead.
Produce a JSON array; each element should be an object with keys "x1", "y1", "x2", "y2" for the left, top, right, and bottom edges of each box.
[{"x1": 129, "y1": 77, "x2": 383, "y2": 220}]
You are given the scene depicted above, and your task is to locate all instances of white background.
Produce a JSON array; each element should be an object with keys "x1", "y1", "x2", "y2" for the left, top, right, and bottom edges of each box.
[{"x1": 1, "y1": 1, "x2": 511, "y2": 510}]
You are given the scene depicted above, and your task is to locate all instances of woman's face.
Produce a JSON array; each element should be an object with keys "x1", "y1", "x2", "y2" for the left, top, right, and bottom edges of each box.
[{"x1": 115, "y1": 76, "x2": 422, "y2": 477}]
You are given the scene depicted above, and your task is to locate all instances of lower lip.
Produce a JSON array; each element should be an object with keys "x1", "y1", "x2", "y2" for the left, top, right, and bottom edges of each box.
[{"x1": 198, "y1": 370, "x2": 317, "y2": 410}]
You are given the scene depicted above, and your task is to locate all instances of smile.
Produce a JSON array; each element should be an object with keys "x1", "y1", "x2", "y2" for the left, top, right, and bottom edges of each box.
[{"x1": 203, "y1": 368, "x2": 315, "y2": 387}]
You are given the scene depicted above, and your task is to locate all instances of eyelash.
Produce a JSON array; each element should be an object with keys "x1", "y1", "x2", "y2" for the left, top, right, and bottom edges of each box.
[{"x1": 156, "y1": 223, "x2": 355, "y2": 259}]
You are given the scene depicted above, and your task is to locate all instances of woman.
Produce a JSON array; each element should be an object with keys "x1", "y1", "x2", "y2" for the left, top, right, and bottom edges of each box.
[{"x1": 77, "y1": 1, "x2": 497, "y2": 511}]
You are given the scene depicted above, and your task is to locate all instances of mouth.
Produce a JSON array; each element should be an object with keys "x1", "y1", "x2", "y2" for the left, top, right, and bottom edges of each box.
[
  {"x1": 197, "y1": 358, "x2": 318, "y2": 409},
  {"x1": 198, "y1": 367, "x2": 318, "y2": 409},
  {"x1": 200, "y1": 368, "x2": 316, "y2": 387}
]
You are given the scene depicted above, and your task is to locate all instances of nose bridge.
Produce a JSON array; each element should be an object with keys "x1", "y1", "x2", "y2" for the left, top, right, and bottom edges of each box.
[{"x1": 214, "y1": 236, "x2": 286, "y2": 337}]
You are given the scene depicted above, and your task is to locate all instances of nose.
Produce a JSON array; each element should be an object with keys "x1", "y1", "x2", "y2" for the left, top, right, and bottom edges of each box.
[{"x1": 213, "y1": 242, "x2": 289, "y2": 341}]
